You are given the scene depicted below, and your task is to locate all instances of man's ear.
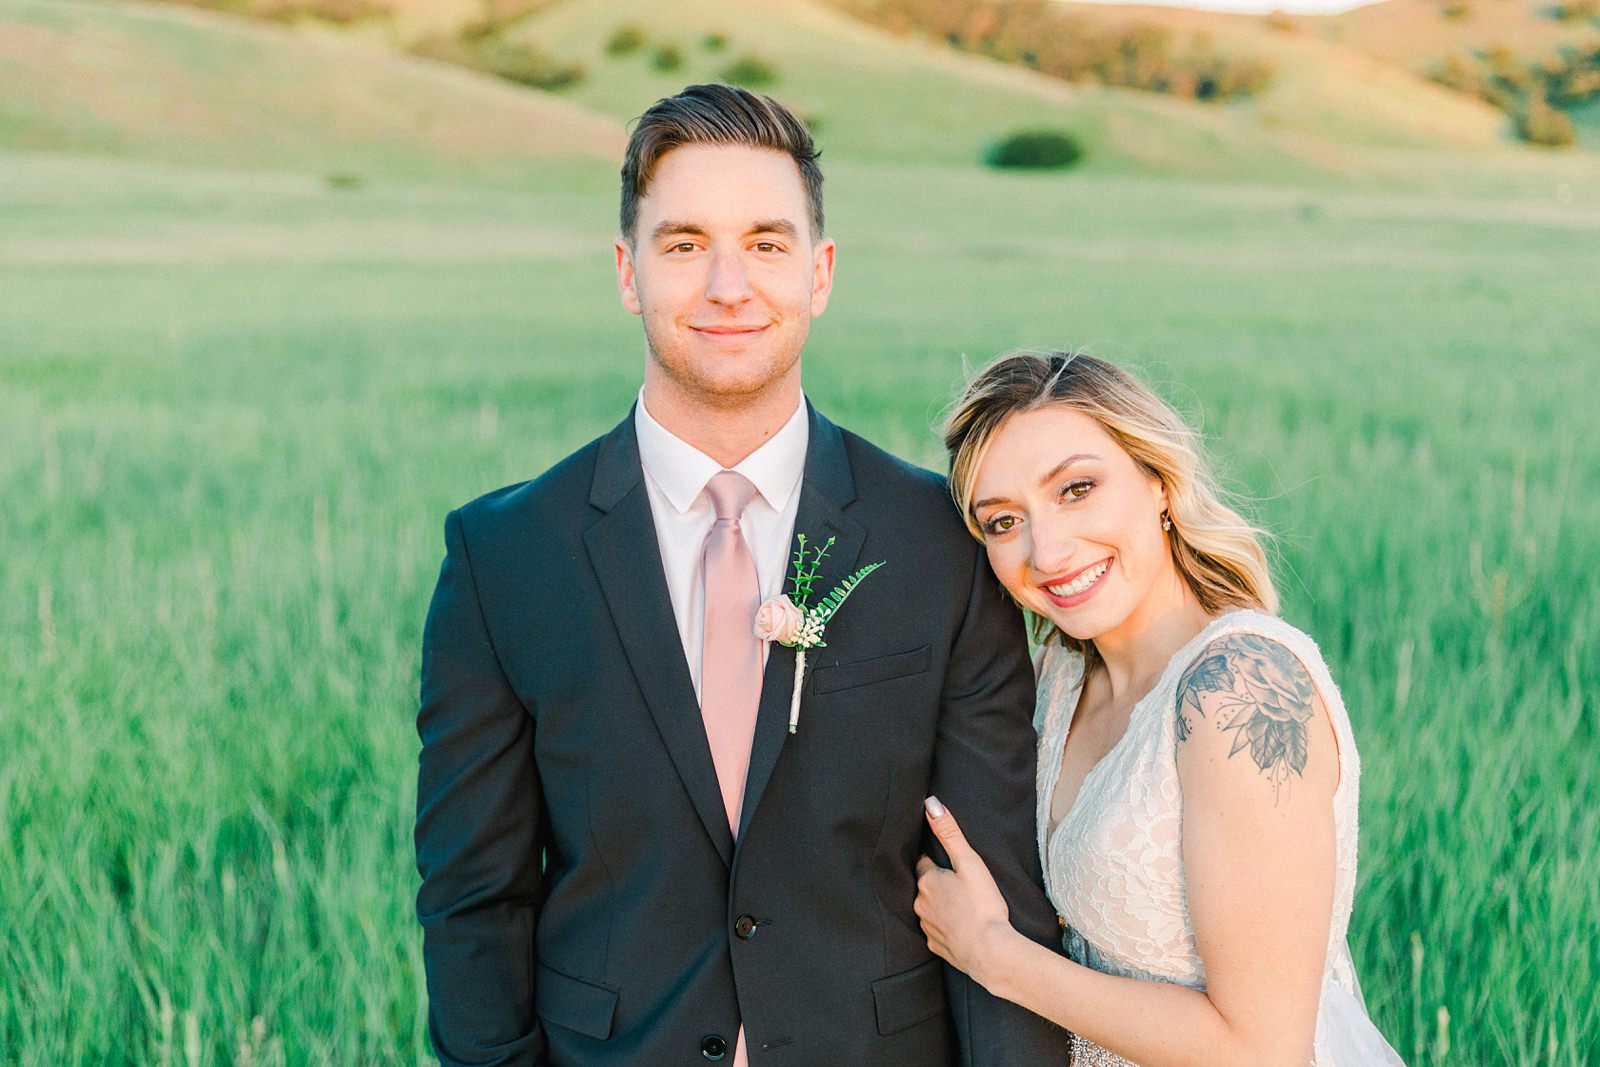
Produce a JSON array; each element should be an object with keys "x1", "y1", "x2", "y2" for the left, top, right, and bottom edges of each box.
[
  {"x1": 809, "y1": 236, "x2": 836, "y2": 318},
  {"x1": 615, "y1": 237, "x2": 642, "y2": 315}
]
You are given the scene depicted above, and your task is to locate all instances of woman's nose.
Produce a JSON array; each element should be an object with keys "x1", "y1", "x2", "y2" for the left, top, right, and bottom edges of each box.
[{"x1": 1029, "y1": 517, "x2": 1079, "y2": 577}]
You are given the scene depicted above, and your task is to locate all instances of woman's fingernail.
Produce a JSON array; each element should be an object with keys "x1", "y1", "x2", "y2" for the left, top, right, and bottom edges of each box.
[{"x1": 924, "y1": 796, "x2": 946, "y2": 819}]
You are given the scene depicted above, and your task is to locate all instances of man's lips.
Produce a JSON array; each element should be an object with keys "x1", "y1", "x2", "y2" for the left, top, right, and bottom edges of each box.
[{"x1": 691, "y1": 324, "x2": 769, "y2": 334}]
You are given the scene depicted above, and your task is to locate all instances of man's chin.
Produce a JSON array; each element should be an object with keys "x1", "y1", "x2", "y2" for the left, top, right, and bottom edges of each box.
[
  {"x1": 692, "y1": 376, "x2": 795, "y2": 410},
  {"x1": 648, "y1": 354, "x2": 803, "y2": 411}
]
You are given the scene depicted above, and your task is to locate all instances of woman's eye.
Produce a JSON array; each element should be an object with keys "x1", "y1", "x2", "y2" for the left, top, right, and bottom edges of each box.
[
  {"x1": 1062, "y1": 479, "x2": 1095, "y2": 501},
  {"x1": 983, "y1": 514, "x2": 1019, "y2": 536}
]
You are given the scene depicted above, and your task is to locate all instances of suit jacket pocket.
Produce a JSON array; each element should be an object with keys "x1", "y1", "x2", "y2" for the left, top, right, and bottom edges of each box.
[
  {"x1": 812, "y1": 645, "x2": 932, "y2": 696},
  {"x1": 870, "y1": 957, "x2": 946, "y2": 1036},
  {"x1": 535, "y1": 961, "x2": 619, "y2": 1041}
]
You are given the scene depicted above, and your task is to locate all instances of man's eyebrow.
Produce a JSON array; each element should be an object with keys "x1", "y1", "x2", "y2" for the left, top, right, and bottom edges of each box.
[
  {"x1": 749, "y1": 219, "x2": 799, "y2": 238},
  {"x1": 650, "y1": 221, "x2": 708, "y2": 241},
  {"x1": 971, "y1": 454, "x2": 1102, "y2": 511}
]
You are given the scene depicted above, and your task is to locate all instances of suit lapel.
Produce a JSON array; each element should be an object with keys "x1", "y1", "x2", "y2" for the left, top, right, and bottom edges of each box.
[
  {"x1": 583, "y1": 413, "x2": 735, "y2": 866},
  {"x1": 738, "y1": 404, "x2": 865, "y2": 842}
]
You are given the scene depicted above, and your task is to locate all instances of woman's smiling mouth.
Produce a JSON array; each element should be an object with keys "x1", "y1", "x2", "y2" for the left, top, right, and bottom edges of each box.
[{"x1": 1041, "y1": 558, "x2": 1112, "y2": 606}]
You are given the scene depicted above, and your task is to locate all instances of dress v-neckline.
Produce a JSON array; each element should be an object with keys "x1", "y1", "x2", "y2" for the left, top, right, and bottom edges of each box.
[
  {"x1": 1044, "y1": 668, "x2": 1144, "y2": 842},
  {"x1": 1042, "y1": 611, "x2": 1248, "y2": 844}
]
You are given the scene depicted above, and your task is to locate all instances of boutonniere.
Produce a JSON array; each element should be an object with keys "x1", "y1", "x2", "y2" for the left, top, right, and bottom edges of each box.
[{"x1": 753, "y1": 533, "x2": 884, "y2": 734}]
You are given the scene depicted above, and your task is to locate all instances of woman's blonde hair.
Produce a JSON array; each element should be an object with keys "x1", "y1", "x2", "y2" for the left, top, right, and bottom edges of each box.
[{"x1": 943, "y1": 351, "x2": 1278, "y2": 652}]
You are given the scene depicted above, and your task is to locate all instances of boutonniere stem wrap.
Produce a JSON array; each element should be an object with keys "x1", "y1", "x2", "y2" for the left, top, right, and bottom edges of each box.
[{"x1": 753, "y1": 533, "x2": 884, "y2": 733}]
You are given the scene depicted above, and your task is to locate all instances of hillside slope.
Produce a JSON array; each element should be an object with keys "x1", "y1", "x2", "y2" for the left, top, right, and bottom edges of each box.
[
  {"x1": 0, "y1": 0, "x2": 624, "y2": 179},
  {"x1": 1311, "y1": 0, "x2": 1600, "y2": 74},
  {"x1": 511, "y1": 0, "x2": 1287, "y2": 176},
  {"x1": 504, "y1": 0, "x2": 1524, "y2": 179},
  {"x1": 1052, "y1": 2, "x2": 1513, "y2": 151},
  {"x1": 4, "y1": 0, "x2": 1591, "y2": 190}
]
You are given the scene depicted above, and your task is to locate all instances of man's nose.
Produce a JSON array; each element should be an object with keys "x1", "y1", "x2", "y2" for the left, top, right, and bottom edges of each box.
[{"x1": 704, "y1": 249, "x2": 753, "y2": 306}]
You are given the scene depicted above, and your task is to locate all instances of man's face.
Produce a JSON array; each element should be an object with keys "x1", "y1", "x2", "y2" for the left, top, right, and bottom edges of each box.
[{"x1": 616, "y1": 144, "x2": 835, "y2": 411}]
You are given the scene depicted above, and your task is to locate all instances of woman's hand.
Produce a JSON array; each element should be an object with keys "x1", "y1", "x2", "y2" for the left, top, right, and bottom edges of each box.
[{"x1": 914, "y1": 796, "x2": 1021, "y2": 993}]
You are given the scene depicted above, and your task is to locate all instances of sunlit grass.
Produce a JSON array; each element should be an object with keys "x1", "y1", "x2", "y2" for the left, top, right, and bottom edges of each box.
[{"x1": 2, "y1": 151, "x2": 1596, "y2": 1064}]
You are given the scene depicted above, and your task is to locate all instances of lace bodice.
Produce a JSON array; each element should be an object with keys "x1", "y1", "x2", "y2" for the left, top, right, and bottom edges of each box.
[{"x1": 1035, "y1": 610, "x2": 1399, "y2": 1066}]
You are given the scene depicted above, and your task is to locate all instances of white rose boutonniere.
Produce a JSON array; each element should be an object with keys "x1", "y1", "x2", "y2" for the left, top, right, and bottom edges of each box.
[{"x1": 753, "y1": 533, "x2": 884, "y2": 734}]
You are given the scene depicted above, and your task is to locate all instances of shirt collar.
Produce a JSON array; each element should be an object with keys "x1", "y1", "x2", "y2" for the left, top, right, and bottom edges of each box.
[{"x1": 634, "y1": 389, "x2": 809, "y2": 515}]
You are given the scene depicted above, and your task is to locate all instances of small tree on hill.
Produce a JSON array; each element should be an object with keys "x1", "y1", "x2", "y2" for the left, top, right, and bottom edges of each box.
[
  {"x1": 606, "y1": 24, "x2": 647, "y2": 56},
  {"x1": 718, "y1": 55, "x2": 778, "y2": 88},
  {"x1": 652, "y1": 44, "x2": 684, "y2": 72}
]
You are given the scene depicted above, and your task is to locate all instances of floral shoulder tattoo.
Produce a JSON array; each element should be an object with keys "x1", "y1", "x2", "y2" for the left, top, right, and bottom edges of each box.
[{"x1": 1174, "y1": 633, "x2": 1317, "y2": 801}]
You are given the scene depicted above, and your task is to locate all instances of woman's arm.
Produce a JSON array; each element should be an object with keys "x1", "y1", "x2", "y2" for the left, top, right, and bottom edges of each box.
[{"x1": 915, "y1": 632, "x2": 1339, "y2": 1067}]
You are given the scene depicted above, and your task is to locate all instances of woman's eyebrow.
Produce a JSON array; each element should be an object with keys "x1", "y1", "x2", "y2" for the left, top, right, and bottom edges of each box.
[{"x1": 973, "y1": 453, "x2": 1102, "y2": 510}]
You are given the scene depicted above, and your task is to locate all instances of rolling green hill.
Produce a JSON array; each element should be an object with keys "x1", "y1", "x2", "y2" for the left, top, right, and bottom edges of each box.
[
  {"x1": 5, "y1": 0, "x2": 1597, "y2": 187},
  {"x1": 504, "y1": 0, "x2": 1307, "y2": 178},
  {"x1": 508, "y1": 0, "x2": 1523, "y2": 178},
  {"x1": 0, "y1": 0, "x2": 624, "y2": 180}
]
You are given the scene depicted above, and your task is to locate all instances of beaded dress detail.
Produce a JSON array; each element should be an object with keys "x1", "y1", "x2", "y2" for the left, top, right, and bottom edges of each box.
[{"x1": 1034, "y1": 610, "x2": 1403, "y2": 1066}]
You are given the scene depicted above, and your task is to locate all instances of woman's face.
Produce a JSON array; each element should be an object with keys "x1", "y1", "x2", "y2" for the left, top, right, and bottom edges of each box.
[{"x1": 970, "y1": 405, "x2": 1174, "y2": 646}]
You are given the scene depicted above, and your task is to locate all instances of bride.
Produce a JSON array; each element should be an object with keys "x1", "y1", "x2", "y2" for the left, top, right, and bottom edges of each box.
[{"x1": 915, "y1": 352, "x2": 1404, "y2": 1066}]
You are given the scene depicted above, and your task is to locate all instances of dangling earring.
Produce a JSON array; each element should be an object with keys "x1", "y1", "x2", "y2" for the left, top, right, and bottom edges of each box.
[{"x1": 1161, "y1": 510, "x2": 1173, "y2": 532}]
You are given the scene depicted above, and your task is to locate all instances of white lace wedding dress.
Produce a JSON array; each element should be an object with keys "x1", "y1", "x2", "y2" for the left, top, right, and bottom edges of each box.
[{"x1": 1035, "y1": 609, "x2": 1405, "y2": 1066}]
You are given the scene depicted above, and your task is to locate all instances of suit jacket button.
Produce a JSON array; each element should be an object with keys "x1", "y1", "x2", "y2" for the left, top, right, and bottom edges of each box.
[
  {"x1": 702, "y1": 1034, "x2": 728, "y2": 1060},
  {"x1": 734, "y1": 915, "x2": 757, "y2": 940}
]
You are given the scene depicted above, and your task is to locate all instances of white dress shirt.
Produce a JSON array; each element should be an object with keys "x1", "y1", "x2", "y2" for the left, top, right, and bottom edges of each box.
[{"x1": 634, "y1": 390, "x2": 809, "y2": 701}]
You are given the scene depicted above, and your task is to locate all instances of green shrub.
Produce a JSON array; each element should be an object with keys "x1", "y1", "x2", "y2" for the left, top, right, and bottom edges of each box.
[
  {"x1": 409, "y1": 33, "x2": 584, "y2": 91},
  {"x1": 652, "y1": 43, "x2": 684, "y2": 73},
  {"x1": 486, "y1": 41, "x2": 584, "y2": 89},
  {"x1": 459, "y1": 16, "x2": 498, "y2": 42},
  {"x1": 829, "y1": 0, "x2": 1275, "y2": 102},
  {"x1": 702, "y1": 31, "x2": 729, "y2": 52},
  {"x1": 606, "y1": 24, "x2": 647, "y2": 57},
  {"x1": 718, "y1": 54, "x2": 778, "y2": 88},
  {"x1": 255, "y1": 0, "x2": 386, "y2": 23},
  {"x1": 1516, "y1": 95, "x2": 1577, "y2": 145},
  {"x1": 1430, "y1": 42, "x2": 1597, "y2": 140},
  {"x1": 984, "y1": 129, "x2": 1085, "y2": 170},
  {"x1": 1544, "y1": 0, "x2": 1600, "y2": 21}
]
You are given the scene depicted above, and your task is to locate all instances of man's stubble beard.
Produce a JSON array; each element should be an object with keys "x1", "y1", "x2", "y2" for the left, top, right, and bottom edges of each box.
[{"x1": 642, "y1": 324, "x2": 809, "y2": 414}]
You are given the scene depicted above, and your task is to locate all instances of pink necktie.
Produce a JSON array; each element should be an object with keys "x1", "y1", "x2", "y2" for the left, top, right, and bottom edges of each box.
[
  {"x1": 702, "y1": 473, "x2": 759, "y2": 1067},
  {"x1": 701, "y1": 471, "x2": 763, "y2": 835}
]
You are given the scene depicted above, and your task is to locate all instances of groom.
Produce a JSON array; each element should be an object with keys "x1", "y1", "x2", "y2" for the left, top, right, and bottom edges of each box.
[{"x1": 415, "y1": 84, "x2": 1069, "y2": 1066}]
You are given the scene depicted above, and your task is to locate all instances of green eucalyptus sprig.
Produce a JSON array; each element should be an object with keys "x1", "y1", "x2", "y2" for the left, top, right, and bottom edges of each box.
[{"x1": 781, "y1": 534, "x2": 884, "y2": 649}]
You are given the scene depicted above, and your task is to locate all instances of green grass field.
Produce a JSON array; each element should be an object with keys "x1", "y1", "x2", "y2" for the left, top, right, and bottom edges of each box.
[
  {"x1": 3, "y1": 0, "x2": 1599, "y2": 1058},
  {"x1": 3, "y1": 145, "x2": 1596, "y2": 1065}
]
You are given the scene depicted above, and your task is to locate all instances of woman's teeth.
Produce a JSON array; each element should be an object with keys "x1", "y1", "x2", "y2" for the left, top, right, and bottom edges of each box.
[{"x1": 1046, "y1": 561, "x2": 1109, "y2": 598}]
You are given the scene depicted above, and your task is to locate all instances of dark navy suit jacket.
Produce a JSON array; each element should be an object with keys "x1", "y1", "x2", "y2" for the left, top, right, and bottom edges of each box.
[{"x1": 415, "y1": 404, "x2": 1070, "y2": 1065}]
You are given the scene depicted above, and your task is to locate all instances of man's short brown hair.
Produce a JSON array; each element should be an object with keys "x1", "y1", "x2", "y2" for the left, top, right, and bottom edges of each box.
[{"x1": 620, "y1": 83, "x2": 823, "y2": 242}]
